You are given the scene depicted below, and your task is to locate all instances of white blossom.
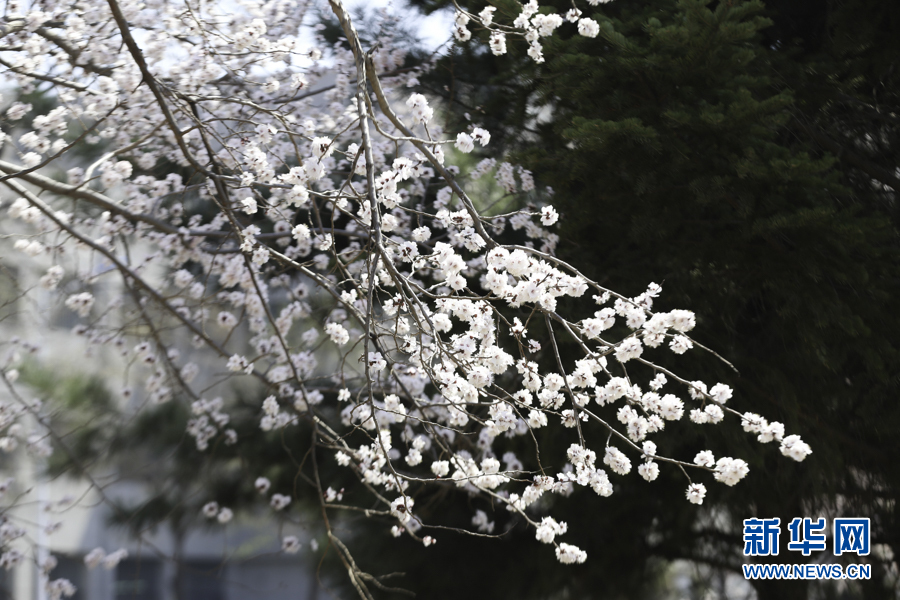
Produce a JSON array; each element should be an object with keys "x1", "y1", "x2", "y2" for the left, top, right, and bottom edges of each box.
[
  {"x1": 555, "y1": 543, "x2": 587, "y2": 564},
  {"x1": 780, "y1": 435, "x2": 812, "y2": 462},
  {"x1": 455, "y1": 133, "x2": 475, "y2": 153},
  {"x1": 255, "y1": 477, "x2": 272, "y2": 494},
  {"x1": 638, "y1": 461, "x2": 659, "y2": 481},
  {"x1": 489, "y1": 32, "x2": 507, "y2": 55},
  {"x1": 325, "y1": 322, "x2": 350, "y2": 345},
  {"x1": 540, "y1": 205, "x2": 559, "y2": 226},
  {"x1": 686, "y1": 483, "x2": 707, "y2": 505},
  {"x1": 202, "y1": 502, "x2": 219, "y2": 518},
  {"x1": 406, "y1": 94, "x2": 434, "y2": 124},
  {"x1": 65, "y1": 293, "x2": 95, "y2": 317},
  {"x1": 694, "y1": 450, "x2": 716, "y2": 467},
  {"x1": 217, "y1": 507, "x2": 234, "y2": 523},
  {"x1": 578, "y1": 18, "x2": 600, "y2": 38},
  {"x1": 603, "y1": 446, "x2": 631, "y2": 475},
  {"x1": 713, "y1": 457, "x2": 749, "y2": 486},
  {"x1": 479, "y1": 6, "x2": 496, "y2": 25},
  {"x1": 271, "y1": 494, "x2": 292, "y2": 510}
]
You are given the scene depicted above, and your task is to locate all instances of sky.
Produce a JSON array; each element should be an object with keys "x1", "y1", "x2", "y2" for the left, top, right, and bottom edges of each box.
[{"x1": 345, "y1": 0, "x2": 455, "y2": 51}]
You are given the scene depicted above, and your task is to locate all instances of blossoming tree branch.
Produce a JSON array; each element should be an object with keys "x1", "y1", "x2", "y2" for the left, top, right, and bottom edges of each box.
[{"x1": 0, "y1": 0, "x2": 811, "y2": 596}]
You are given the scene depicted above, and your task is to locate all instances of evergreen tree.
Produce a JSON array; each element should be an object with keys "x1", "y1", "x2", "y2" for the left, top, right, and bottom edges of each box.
[{"x1": 386, "y1": 1, "x2": 900, "y2": 597}]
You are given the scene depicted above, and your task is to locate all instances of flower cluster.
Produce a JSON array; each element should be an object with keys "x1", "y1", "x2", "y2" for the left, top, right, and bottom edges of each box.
[
  {"x1": 452, "y1": 0, "x2": 609, "y2": 62},
  {"x1": 0, "y1": 0, "x2": 813, "y2": 592}
]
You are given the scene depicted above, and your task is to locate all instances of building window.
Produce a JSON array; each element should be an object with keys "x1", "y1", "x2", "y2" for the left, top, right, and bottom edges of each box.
[
  {"x1": 0, "y1": 566, "x2": 11, "y2": 600},
  {"x1": 115, "y1": 558, "x2": 161, "y2": 600},
  {"x1": 53, "y1": 555, "x2": 86, "y2": 600},
  {"x1": 180, "y1": 561, "x2": 224, "y2": 600}
]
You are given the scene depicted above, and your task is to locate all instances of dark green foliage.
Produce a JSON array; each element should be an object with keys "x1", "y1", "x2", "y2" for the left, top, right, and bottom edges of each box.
[{"x1": 374, "y1": 0, "x2": 900, "y2": 597}]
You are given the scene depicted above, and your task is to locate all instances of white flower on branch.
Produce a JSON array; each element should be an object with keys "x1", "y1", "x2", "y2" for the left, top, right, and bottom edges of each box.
[
  {"x1": 686, "y1": 483, "x2": 707, "y2": 505},
  {"x1": 578, "y1": 18, "x2": 600, "y2": 38},
  {"x1": 489, "y1": 32, "x2": 507, "y2": 55},
  {"x1": 0, "y1": 0, "x2": 814, "y2": 585}
]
